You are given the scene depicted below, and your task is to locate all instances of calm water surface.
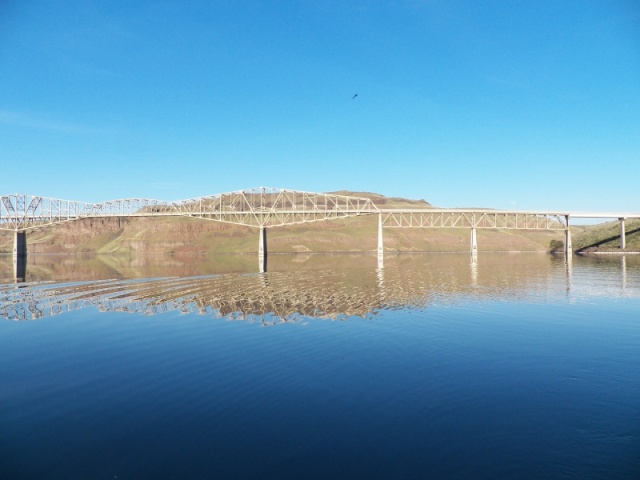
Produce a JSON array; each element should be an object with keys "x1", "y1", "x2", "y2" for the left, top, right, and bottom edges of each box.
[{"x1": 1, "y1": 253, "x2": 639, "y2": 479}]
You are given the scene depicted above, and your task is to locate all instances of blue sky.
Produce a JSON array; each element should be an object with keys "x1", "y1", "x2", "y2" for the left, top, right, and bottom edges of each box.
[{"x1": 1, "y1": 1, "x2": 639, "y2": 212}]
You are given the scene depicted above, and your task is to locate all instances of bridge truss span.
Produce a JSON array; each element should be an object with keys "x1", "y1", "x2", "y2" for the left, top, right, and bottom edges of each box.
[
  {"x1": 0, "y1": 194, "x2": 179, "y2": 231},
  {"x1": 0, "y1": 188, "x2": 379, "y2": 232},
  {"x1": 1, "y1": 194, "x2": 96, "y2": 231},
  {"x1": 172, "y1": 187, "x2": 379, "y2": 228},
  {"x1": 380, "y1": 210, "x2": 568, "y2": 231},
  {"x1": 86, "y1": 197, "x2": 176, "y2": 218}
]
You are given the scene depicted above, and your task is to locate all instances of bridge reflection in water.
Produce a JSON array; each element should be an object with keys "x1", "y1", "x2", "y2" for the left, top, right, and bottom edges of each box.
[{"x1": 1, "y1": 253, "x2": 637, "y2": 323}]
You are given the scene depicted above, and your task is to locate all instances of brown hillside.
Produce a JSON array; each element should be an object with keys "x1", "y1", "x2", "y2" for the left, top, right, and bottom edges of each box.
[{"x1": 331, "y1": 191, "x2": 432, "y2": 208}]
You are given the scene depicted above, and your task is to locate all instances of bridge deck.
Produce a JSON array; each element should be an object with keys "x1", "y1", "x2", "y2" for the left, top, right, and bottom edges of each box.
[{"x1": 2, "y1": 189, "x2": 639, "y2": 232}]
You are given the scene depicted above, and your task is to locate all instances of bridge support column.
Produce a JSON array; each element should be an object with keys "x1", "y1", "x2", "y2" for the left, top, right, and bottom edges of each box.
[
  {"x1": 13, "y1": 231, "x2": 26, "y2": 257},
  {"x1": 619, "y1": 218, "x2": 626, "y2": 250},
  {"x1": 258, "y1": 227, "x2": 267, "y2": 273},
  {"x1": 564, "y1": 216, "x2": 572, "y2": 256},
  {"x1": 377, "y1": 214, "x2": 383, "y2": 258},
  {"x1": 12, "y1": 231, "x2": 26, "y2": 282},
  {"x1": 470, "y1": 227, "x2": 477, "y2": 255}
]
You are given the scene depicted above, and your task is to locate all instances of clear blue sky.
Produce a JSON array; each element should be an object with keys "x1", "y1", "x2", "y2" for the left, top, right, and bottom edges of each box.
[{"x1": 1, "y1": 1, "x2": 639, "y2": 212}]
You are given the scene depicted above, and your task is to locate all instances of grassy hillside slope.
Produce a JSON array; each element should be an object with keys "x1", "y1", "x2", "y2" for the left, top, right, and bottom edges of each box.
[{"x1": 572, "y1": 218, "x2": 640, "y2": 253}]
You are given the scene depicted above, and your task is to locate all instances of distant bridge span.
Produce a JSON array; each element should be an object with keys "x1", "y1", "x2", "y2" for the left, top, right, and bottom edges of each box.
[{"x1": 2, "y1": 188, "x2": 639, "y2": 265}]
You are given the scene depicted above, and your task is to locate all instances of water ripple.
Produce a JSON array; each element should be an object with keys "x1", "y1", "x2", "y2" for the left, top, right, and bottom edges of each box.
[{"x1": 1, "y1": 254, "x2": 638, "y2": 322}]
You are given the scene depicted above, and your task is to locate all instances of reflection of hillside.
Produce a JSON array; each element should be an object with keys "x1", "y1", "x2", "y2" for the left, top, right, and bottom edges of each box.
[
  {"x1": 2, "y1": 254, "x2": 638, "y2": 323},
  {"x1": 0, "y1": 253, "x2": 262, "y2": 282}
]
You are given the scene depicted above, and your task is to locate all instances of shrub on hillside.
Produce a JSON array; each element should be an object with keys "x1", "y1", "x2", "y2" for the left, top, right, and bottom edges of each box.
[{"x1": 549, "y1": 239, "x2": 564, "y2": 253}]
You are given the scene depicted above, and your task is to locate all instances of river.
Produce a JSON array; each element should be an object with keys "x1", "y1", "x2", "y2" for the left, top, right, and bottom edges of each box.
[{"x1": 1, "y1": 253, "x2": 639, "y2": 479}]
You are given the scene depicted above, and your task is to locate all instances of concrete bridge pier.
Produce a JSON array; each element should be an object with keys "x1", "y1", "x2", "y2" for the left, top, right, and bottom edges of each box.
[
  {"x1": 377, "y1": 214, "x2": 384, "y2": 258},
  {"x1": 564, "y1": 216, "x2": 572, "y2": 256},
  {"x1": 12, "y1": 231, "x2": 27, "y2": 282},
  {"x1": 13, "y1": 230, "x2": 27, "y2": 258},
  {"x1": 470, "y1": 227, "x2": 478, "y2": 255},
  {"x1": 258, "y1": 227, "x2": 267, "y2": 273},
  {"x1": 619, "y1": 218, "x2": 626, "y2": 250}
]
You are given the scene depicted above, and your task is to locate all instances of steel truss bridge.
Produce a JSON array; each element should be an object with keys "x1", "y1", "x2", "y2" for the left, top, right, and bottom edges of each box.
[
  {"x1": 0, "y1": 187, "x2": 571, "y2": 231},
  {"x1": 0, "y1": 188, "x2": 380, "y2": 231},
  {"x1": 2, "y1": 187, "x2": 639, "y2": 267}
]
